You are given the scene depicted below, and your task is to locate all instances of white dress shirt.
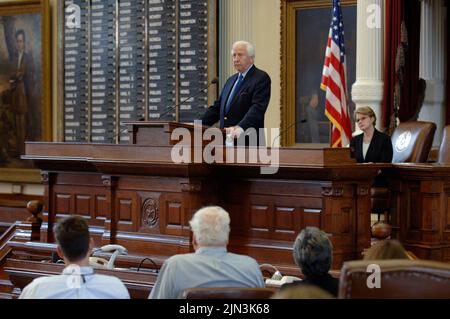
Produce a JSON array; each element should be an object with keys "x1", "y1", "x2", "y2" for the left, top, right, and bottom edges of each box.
[{"x1": 19, "y1": 265, "x2": 130, "y2": 299}]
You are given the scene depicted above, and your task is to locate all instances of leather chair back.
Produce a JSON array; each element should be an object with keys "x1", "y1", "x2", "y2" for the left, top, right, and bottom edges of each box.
[
  {"x1": 438, "y1": 125, "x2": 450, "y2": 164},
  {"x1": 391, "y1": 121, "x2": 436, "y2": 163},
  {"x1": 339, "y1": 259, "x2": 450, "y2": 299},
  {"x1": 182, "y1": 287, "x2": 276, "y2": 299}
]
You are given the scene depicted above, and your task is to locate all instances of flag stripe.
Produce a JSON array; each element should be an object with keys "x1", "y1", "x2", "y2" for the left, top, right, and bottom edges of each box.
[{"x1": 320, "y1": 0, "x2": 352, "y2": 148}]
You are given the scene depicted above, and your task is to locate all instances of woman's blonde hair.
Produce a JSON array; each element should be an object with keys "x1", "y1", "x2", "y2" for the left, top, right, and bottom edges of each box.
[
  {"x1": 363, "y1": 239, "x2": 409, "y2": 260},
  {"x1": 354, "y1": 106, "x2": 376, "y2": 126}
]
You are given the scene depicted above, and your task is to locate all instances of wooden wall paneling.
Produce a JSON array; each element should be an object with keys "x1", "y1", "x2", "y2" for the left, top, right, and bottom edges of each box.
[
  {"x1": 355, "y1": 182, "x2": 372, "y2": 257},
  {"x1": 444, "y1": 183, "x2": 450, "y2": 247},
  {"x1": 101, "y1": 175, "x2": 118, "y2": 245},
  {"x1": 321, "y1": 183, "x2": 359, "y2": 266}
]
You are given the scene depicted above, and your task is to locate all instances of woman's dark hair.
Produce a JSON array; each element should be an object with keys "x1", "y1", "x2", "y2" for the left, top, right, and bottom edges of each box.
[{"x1": 293, "y1": 227, "x2": 333, "y2": 277}]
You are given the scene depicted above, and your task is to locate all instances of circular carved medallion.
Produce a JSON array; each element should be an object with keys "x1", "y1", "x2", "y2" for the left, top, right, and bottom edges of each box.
[
  {"x1": 394, "y1": 131, "x2": 411, "y2": 153},
  {"x1": 142, "y1": 198, "x2": 159, "y2": 228}
]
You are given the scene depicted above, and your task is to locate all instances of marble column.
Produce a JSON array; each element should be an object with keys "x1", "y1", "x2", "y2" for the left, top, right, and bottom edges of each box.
[
  {"x1": 351, "y1": 0, "x2": 384, "y2": 131},
  {"x1": 418, "y1": 0, "x2": 447, "y2": 147},
  {"x1": 218, "y1": 0, "x2": 254, "y2": 85}
]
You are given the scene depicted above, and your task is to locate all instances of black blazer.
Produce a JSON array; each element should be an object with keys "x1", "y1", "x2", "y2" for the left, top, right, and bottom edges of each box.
[
  {"x1": 350, "y1": 129, "x2": 393, "y2": 163},
  {"x1": 201, "y1": 65, "x2": 271, "y2": 145},
  {"x1": 280, "y1": 274, "x2": 339, "y2": 297}
]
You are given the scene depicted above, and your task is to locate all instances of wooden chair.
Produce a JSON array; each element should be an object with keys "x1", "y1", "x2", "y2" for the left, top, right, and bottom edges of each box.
[
  {"x1": 437, "y1": 125, "x2": 450, "y2": 164},
  {"x1": 338, "y1": 259, "x2": 450, "y2": 299},
  {"x1": 371, "y1": 121, "x2": 436, "y2": 223},
  {"x1": 182, "y1": 287, "x2": 276, "y2": 299}
]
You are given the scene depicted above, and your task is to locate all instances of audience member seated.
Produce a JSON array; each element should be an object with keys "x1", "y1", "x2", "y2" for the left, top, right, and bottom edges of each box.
[
  {"x1": 363, "y1": 239, "x2": 409, "y2": 260},
  {"x1": 280, "y1": 227, "x2": 338, "y2": 297},
  {"x1": 19, "y1": 216, "x2": 130, "y2": 299},
  {"x1": 149, "y1": 206, "x2": 265, "y2": 299},
  {"x1": 272, "y1": 284, "x2": 334, "y2": 299}
]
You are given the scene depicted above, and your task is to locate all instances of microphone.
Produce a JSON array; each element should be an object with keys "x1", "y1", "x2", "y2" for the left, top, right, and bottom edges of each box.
[
  {"x1": 159, "y1": 77, "x2": 218, "y2": 120},
  {"x1": 271, "y1": 119, "x2": 307, "y2": 148}
]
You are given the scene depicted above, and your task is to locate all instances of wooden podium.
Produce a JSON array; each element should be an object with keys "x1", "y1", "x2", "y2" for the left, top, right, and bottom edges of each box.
[{"x1": 20, "y1": 121, "x2": 383, "y2": 270}]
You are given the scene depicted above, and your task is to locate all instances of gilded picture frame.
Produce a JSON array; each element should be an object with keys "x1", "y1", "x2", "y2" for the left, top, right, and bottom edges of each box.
[
  {"x1": 281, "y1": 0, "x2": 356, "y2": 146},
  {"x1": 0, "y1": 0, "x2": 51, "y2": 182}
]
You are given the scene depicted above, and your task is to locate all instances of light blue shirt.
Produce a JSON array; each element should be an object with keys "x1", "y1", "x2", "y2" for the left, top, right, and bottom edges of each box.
[
  {"x1": 19, "y1": 266, "x2": 130, "y2": 299},
  {"x1": 149, "y1": 246, "x2": 265, "y2": 299}
]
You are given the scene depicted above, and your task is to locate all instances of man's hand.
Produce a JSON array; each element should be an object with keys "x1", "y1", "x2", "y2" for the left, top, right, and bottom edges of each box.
[{"x1": 225, "y1": 126, "x2": 244, "y2": 139}]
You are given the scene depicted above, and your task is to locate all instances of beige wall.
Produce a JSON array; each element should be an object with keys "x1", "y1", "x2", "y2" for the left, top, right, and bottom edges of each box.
[
  {"x1": 219, "y1": 0, "x2": 281, "y2": 145},
  {"x1": 252, "y1": 0, "x2": 281, "y2": 141}
]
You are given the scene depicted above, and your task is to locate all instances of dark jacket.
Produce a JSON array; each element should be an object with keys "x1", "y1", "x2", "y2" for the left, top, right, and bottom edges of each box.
[
  {"x1": 280, "y1": 273, "x2": 339, "y2": 297},
  {"x1": 350, "y1": 129, "x2": 393, "y2": 163},
  {"x1": 202, "y1": 65, "x2": 271, "y2": 146}
]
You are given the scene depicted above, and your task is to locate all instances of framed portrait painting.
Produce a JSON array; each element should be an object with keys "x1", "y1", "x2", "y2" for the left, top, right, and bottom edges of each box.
[
  {"x1": 281, "y1": 0, "x2": 356, "y2": 146},
  {"x1": 0, "y1": 0, "x2": 51, "y2": 181}
]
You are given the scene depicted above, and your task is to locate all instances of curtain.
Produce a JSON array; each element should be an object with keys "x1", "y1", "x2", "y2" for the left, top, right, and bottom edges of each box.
[
  {"x1": 382, "y1": 0, "x2": 403, "y2": 132},
  {"x1": 447, "y1": 1, "x2": 450, "y2": 125},
  {"x1": 382, "y1": 0, "x2": 421, "y2": 134}
]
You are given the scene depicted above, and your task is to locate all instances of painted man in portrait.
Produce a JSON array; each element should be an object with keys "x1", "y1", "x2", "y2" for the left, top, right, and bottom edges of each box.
[{"x1": 9, "y1": 29, "x2": 36, "y2": 156}]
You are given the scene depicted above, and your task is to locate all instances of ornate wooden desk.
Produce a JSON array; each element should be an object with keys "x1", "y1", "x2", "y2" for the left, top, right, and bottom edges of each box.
[{"x1": 21, "y1": 122, "x2": 383, "y2": 270}]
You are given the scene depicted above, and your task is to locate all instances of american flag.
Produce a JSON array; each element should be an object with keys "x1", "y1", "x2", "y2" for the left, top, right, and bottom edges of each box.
[{"x1": 320, "y1": 0, "x2": 352, "y2": 148}]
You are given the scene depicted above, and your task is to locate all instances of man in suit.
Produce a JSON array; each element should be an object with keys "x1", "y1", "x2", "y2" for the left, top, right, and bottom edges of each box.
[
  {"x1": 201, "y1": 41, "x2": 271, "y2": 146},
  {"x1": 7, "y1": 29, "x2": 36, "y2": 156}
]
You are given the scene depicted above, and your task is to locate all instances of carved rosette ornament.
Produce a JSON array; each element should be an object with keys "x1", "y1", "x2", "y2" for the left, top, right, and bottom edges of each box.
[
  {"x1": 142, "y1": 198, "x2": 159, "y2": 228},
  {"x1": 41, "y1": 172, "x2": 49, "y2": 184},
  {"x1": 102, "y1": 175, "x2": 112, "y2": 187},
  {"x1": 322, "y1": 187, "x2": 344, "y2": 197}
]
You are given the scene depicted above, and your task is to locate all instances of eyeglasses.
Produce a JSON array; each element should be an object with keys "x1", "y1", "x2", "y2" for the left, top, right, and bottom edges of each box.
[{"x1": 355, "y1": 116, "x2": 369, "y2": 123}]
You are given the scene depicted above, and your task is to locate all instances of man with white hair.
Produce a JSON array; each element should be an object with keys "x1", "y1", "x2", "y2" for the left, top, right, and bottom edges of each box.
[
  {"x1": 201, "y1": 40, "x2": 271, "y2": 146},
  {"x1": 149, "y1": 206, "x2": 265, "y2": 299}
]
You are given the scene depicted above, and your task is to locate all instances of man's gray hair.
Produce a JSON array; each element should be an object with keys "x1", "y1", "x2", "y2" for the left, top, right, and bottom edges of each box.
[
  {"x1": 189, "y1": 206, "x2": 230, "y2": 246},
  {"x1": 293, "y1": 227, "x2": 333, "y2": 277},
  {"x1": 231, "y1": 40, "x2": 255, "y2": 58}
]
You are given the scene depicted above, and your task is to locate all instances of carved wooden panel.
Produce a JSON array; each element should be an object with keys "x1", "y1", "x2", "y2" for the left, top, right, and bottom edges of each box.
[
  {"x1": 250, "y1": 205, "x2": 270, "y2": 232},
  {"x1": 408, "y1": 186, "x2": 421, "y2": 231},
  {"x1": 54, "y1": 193, "x2": 71, "y2": 215},
  {"x1": 167, "y1": 202, "x2": 182, "y2": 228},
  {"x1": 302, "y1": 208, "x2": 322, "y2": 229},
  {"x1": 274, "y1": 206, "x2": 296, "y2": 235},
  {"x1": 422, "y1": 194, "x2": 440, "y2": 231},
  {"x1": 94, "y1": 195, "x2": 108, "y2": 219},
  {"x1": 75, "y1": 194, "x2": 91, "y2": 216},
  {"x1": 118, "y1": 199, "x2": 132, "y2": 223}
]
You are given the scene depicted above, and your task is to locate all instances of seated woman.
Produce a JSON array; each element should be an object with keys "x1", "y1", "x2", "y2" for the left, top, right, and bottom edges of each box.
[
  {"x1": 280, "y1": 227, "x2": 338, "y2": 297},
  {"x1": 350, "y1": 106, "x2": 393, "y2": 186},
  {"x1": 363, "y1": 239, "x2": 410, "y2": 260},
  {"x1": 350, "y1": 106, "x2": 393, "y2": 163}
]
